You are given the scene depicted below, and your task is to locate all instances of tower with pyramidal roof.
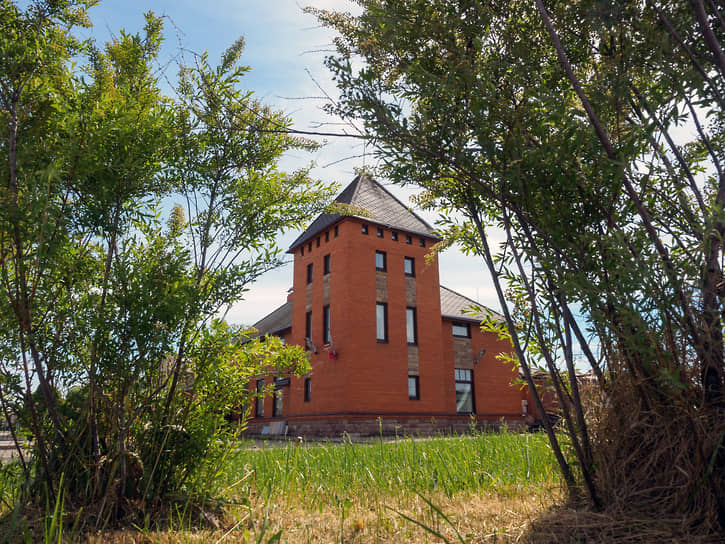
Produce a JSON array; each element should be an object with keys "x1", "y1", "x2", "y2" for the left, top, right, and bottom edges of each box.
[{"x1": 246, "y1": 174, "x2": 527, "y2": 436}]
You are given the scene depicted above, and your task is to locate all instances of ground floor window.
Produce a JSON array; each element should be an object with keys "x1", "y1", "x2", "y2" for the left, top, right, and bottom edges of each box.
[
  {"x1": 273, "y1": 388, "x2": 283, "y2": 417},
  {"x1": 455, "y1": 368, "x2": 474, "y2": 413},
  {"x1": 256, "y1": 379, "x2": 265, "y2": 417},
  {"x1": 408, "y1": 375, "x2": 419, "y2": 400}
]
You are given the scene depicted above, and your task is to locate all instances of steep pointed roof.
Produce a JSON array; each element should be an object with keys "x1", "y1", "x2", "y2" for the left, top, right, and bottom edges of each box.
[{"x1": 288, "y1": 173, "x2": 438, "y2": 252}]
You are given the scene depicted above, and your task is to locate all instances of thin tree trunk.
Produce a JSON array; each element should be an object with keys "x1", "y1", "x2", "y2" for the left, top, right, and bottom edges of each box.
[
  {"x1": 502, "y1": 209, "x2": 600, "y2": 507},
  {"x1": 467, "y1": 199, "x2": 578, "y2": 493}
]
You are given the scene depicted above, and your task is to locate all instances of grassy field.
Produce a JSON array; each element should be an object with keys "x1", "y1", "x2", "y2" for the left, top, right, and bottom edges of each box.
[{"x1": 85, "y1": 429, "x2": 561, "y2": 543}]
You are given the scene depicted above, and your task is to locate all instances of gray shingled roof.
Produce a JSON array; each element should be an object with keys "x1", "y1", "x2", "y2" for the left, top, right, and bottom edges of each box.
[
  {"x1": 440, "y1": 286, "x2": 503, "y2": 323},
  {"x1": 288, "y1": 173, "x2": 438, "y2": 252},
  {"x1": 251, "y1": 300, "x2": 292, "y2": 337}
]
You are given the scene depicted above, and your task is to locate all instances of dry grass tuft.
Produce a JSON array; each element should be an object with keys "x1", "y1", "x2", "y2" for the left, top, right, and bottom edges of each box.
[
  {"x1": 527, "y1": 507, "x2": 725, "y2": 543},
  {"x1": 81, "y1": 485, "x2": 561, "y2": 543},
  {"x1": 525, "y1": 375, "x2": 725, "y2": 543}
]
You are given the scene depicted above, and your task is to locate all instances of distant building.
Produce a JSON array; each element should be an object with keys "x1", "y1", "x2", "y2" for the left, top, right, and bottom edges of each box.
[{"x1": 246, "y1": 174, "x2": 526, "y2": 436}]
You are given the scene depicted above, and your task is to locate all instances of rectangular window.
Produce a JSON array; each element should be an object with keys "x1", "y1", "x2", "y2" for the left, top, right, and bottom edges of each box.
[
  {"x1": 408, "y1": 376, "x2": 420, "y2": 400},
  {"x1": 391, "y1": 231, "x2": 398, "y2": 241},
  {"x1": 377, "y1": 227, "x2": 383, "y2": 238},
  {"x1": 362, "y1": 224, "x2": 368, "y2": 234},
  {"x1": 375, "y1": 250, "x2": 387, "y2": 271},
  {"x1": 419, "y1": 238, "x2": 426, "y2": 247},
  {"x1": 323, "y1": 305, "x2": 330, "y2": 344},
  {"x1": 376, "y1": 303, "x2": 388, "y2": 342},
  {"x1": 405, "y1": 234, "x2": 412, "y2": 244},
  {"x1": 406, "y1": 307, "x2": 417, "y2": 344},
  {"x1": 306, "y1": 263, "x2": 313, "y2": 284},
  {"x1": 301, "y1": 246, "x2": 304, "y2": 256},
  {"x1": 305, "y1": 311, "x2": 312, "y2": 340},
  {"x1": 273, "y1": 388, "x2": 283, "y2": 417},
  {"x1": 304, "y1": 378, "x2": 311, "y2": 402},
  {"x1": 334, "y1": 225, "x2": 339, "y2": 237},
  {"x1": 308, "y1": 242, "x2": 312, "y2": 252},
  {"x1": 404, "y1": 257, "x2": 415, "y2": 276},
  {"x1": 452, "y1": 322, "x2": 471, "y2": 338},
  {"x1": 455, "y1": 369, "x2": 475, "y2": 414},
  {"x1": 324, "y1": 254, "x2": 331, "y2": 275},
  {"x1": 325, "y1": 231, "x2": 329, "y2": 242},
  {"x1": 256, "y1": 379, "x2": 265, "y2": 417}
]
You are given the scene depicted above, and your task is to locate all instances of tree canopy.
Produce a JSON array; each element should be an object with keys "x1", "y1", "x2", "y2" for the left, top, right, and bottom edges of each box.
[
  {"x1": 314, "y1": 0, "x2": 725, "y2": 536},
  {"x1": 0, "y1": 0, "x2": 332, "y2": 529}
]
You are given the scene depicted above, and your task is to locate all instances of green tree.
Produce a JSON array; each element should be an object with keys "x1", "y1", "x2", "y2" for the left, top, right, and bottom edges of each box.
[
  {"x1": 315, "y1": 0, "x2": 725, "y2": 536},
  {"x1": 0, "y1": 0, "x2": 332, "y2": 529}
]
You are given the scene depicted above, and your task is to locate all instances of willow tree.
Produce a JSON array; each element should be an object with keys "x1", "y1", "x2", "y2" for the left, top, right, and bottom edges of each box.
[
  {"x1": 0, "y1": 0, "x2": 331, "y2": 528},
  {"x1": 314, "y1": 0, "x2": 725, "y2": 536}
]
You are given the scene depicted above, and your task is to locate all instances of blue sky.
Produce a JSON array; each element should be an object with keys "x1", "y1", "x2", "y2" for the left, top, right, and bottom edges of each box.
[{"x1": 84, "y1": 0, "x2": 500, "y2": 326}]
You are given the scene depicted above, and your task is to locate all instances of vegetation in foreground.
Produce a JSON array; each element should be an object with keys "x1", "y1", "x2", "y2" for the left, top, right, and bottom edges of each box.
[
  {"x1": 68, "y1": 430, "x2": 560, "y2": 543},
  {"x1": 313, "y1": 0, "x2": 725, "y2": 539},
  {"x1": 0, "y1": 0, "x2": 329, "y2": 532}
]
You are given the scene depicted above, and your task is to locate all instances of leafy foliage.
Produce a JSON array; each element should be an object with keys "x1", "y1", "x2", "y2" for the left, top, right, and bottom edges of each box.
[
  {"x1": 0, "y1": 0, "x2": 332, "y2": 531},
  {"x1": 315, "y1": 0, "x2": 725, "y2": 535}
]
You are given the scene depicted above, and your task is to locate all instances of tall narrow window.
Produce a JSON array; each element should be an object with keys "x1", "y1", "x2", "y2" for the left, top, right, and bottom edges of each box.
[
  {"x1": 301, "y1": 246, "x2": 304, "y2": 256},
  {"x1": 404, "y1": 257, "x2": 415, "y2": 277},
  {"x1": 304, "y1": 378, "x2": 312, "y2": 402},
  {"x1": 419, "y1": 238, "x2": 426, "y2": 248},
  {"x1": 377, "y1": 227, "x2": 384, "y2": 237},
  {"x1": 323, "y1": 305, "x2": 330, "y2": 344},
  {"x1": 334, "y1": 225, "x2": 339, "y2": 237},
  {"x1": 392, "y1": 231, "x2": 398, "y2": 241},
  {"x1": 376, "y1": 303, "x2": 388, "y2": 342},
  {"x1": 306, "y1": 263, "x2": 313, "y2": 284},
  {"x1": 308, "y1": 242, "x2": 312, "y2": 252},
  {"x1": 455, "y1": 369, "x2": 475, "y2": 414},
  {"x1": 256, "y1": 379, "x2": 265, "y2": 417},
  {"x1": 273, "y1": 387, "x2": 283, "y2": 417},
  {"x1": 362, "y1": 224, "x2": 368, "y2": 234},
  {"x1": 305, "y1": 311, "x2": 312, "y2": 340},
  {"x1": 405, "y1": 234, "x2": 412, "y2": 244},
  {"x1": 406, "y1": 307, "x2": 417, "y2": 344},
  {"x1": 325, "y1": 231, "x2": 329, "y2": 242},
  {"x1": 324, "y1": 254, "x2": 331, "y2": 275},
  {"x1": 375, "y1": 250, "x2": 387, "y2": 271},
  {"x1": 408, "y1": 376, "x2": 420, "y2": 400}
]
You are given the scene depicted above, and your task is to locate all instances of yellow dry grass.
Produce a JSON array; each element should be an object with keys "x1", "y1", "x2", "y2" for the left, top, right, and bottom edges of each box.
[{"x1": 79, "y1": 485, "x2": 561, "y2": 543}]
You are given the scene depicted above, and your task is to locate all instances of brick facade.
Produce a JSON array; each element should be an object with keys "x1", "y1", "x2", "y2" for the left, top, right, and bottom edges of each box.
[{"x1": 248, "y1": 175, "x2": 527, "y2": 437}]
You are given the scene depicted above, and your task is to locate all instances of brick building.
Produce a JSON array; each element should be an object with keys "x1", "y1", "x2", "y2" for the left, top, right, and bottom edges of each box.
[{"x1": 246, "y1": 174, "x2": 526, "y2": 436}]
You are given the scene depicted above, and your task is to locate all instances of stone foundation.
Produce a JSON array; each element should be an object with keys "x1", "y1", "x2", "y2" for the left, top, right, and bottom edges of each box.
[{"x1": 244, "y1": 414, "x2": 526, "y2": 438}]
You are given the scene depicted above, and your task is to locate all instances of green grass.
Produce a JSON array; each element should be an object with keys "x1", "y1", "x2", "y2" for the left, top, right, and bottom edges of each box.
[
  {"x1": 219, "y1": 429, "x2": 558, "y2": 508},
  {"x1": 0, "y1": 429, "x2": 560, "y2": 542}
]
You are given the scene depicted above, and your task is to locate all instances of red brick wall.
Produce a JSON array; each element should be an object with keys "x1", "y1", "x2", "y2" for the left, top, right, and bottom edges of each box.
[
  {"x1": 249, "y1": 216, "x2": 524, "y2": 426},
  {"x1": 274, "y1": 218, "x2": 449, "y2": 417},
  {"x1": 471, "y1": 328, "x2": 523, "y2": 416}
]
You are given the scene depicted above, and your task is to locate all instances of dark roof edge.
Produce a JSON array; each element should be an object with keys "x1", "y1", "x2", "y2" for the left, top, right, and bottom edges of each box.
[
  {"x1": 286, "y1": 216, "x2": 344, "y2": 253},
  {"x1": 287, "y1": 216, "x2": 443, "y2": 254},
  {"x1": 286, "y1": 174, "x2": 441, "y2": 253}
]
